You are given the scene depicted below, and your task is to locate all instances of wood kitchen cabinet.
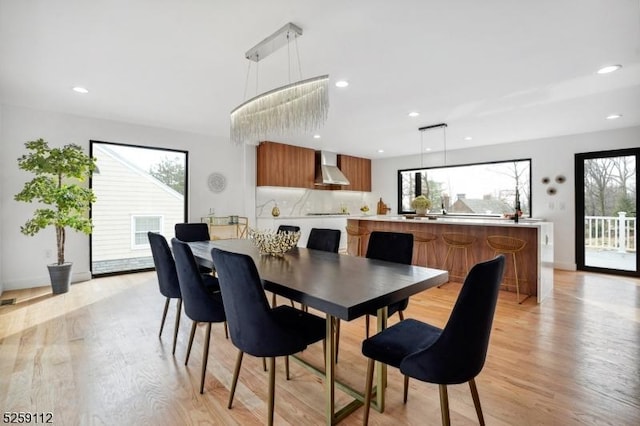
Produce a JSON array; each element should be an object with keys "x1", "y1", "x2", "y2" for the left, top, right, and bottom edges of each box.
[
  {"x1": 257, "y1": 141, "x2": 315, "y2": 188},
  {"x1": 338, "y1": 154, "x2": 371, "y2": 191}
]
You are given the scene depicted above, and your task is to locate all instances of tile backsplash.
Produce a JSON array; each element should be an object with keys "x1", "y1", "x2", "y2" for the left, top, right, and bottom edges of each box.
[{"x1": 256, "y1": 187, "x2": 382, "y2": 217}]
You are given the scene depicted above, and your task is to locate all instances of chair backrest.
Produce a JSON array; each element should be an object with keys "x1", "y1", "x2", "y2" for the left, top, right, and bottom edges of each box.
[
  {"x1": 306, "y1": 228, "x2": 341, "y2": 253},
  {"x1": 175, "y1": 223, "x2": 210, "y2": 242},
  {"x1": 171, "y1": 238, "x2": 225, "y2": 323},
  {"x1": 277, "y1": 225, "x2": 301, "y2": 234},
  {"x1": 365, "y1": 231, "x2": 413, "y2": 265},
  {"x1": 147, "y1": 232, "x2": 181, "y2": 299},
  {"x1": 211, "y1": 248, "x2": 308, "y2": 357},
  {"x1": 400, "y1": 255, "x2": 506, "y2": 384}
]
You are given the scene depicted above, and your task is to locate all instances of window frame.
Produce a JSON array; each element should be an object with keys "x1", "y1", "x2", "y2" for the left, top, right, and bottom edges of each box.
[
  {"x1": 397, "y1": 158, "x2": 532, "y2": 217},
  {"x1": 131, "y1": 215, "x2": 164, "y2": 249}
]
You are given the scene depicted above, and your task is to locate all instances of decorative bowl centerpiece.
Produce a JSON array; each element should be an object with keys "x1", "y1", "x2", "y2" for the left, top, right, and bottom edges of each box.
[{"x1": 248, "y1": 228, "x2": 301, "y2": 256}]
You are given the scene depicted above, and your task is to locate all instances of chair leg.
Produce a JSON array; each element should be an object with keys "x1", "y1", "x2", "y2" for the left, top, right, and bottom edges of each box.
[
  {"x1": 267, "y1": 357, "x2": 276, "y2": 426},
  {"x1": 365, "y1": 314, "x2": 370, "y2": 338},
  {"x1": 403, "y1": 375, "x2": 409, "y2": 403},
  {"x1": 185, "y1": 321, "x2": 197, "y2": 365},
  {"x1": 224, "y1": 321, "x2": 229, "y2": 339},
  {"x1": 159, "y1": 297, "x2": 170, "y2": 337},
  {"x1": 285, "y1": 355, "x2": 290, "y2": 380},
  {"x1": 362, "y1": 358, "x2": 375, "y2": 426},
  {"x1": 262, "y1": 358, "x2": 267, "y2": 372},
  {"x1": 439, "y1": 384, "x2": 451, "y2": 426},
  {"x1": 398, "y1": 310, "x2": 405, "y2": 321},
  {"x1": 200, "y1": 322, "x2": 212, "y2": 394},
  {"x1": 469, "y1": 378, "x2": 485, "y2": 426},
  {"x1": 271, "y1": 293, "x2": 277, "y2": 308},
  {"x1": 172, "y1": 299, "x2": 182, "y2": 355},
  {"x1": 228, "y1": 350, "x2": 244, "y2": 409}
]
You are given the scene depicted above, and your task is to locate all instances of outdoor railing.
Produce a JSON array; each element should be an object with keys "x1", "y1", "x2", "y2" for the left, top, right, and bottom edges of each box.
[{"x1": 585, "y1": 213, "x2": 636, "y2": 252}]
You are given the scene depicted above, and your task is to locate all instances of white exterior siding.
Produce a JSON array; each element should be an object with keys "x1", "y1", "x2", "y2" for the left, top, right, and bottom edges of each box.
[{"x1": 92, "y1": 145, "x2": 184, "y2": 262}]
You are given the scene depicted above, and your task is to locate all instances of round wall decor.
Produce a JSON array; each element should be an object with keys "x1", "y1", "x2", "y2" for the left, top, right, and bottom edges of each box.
[{"x1": 207, "y1": 172, "x2": 227, "y2": 193}]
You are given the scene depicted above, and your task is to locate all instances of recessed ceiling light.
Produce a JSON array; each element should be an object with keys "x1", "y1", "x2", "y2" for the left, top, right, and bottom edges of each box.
[
  {"x1": 72, "y1": 86, "x2": 89, "y2": 94},
  {"x1": 425, "y1": 147, "x2": 432, "y2": 152},
  {"x1": 464, "y1": 136, "x2": 472, "y2": 141},
  {"x1": 313, "y1": 134, "x2": 321, "y2": 139},
  {"x1": 606, "y1": 114, "x2": 622, "y2": 120},
  {"x1": 597, "y1": 65, "x2": 622, "y2": 74},
  {"x1": 408, "y1": 111, "x2": 420, "y2": 118},
  {"x1": 377, "y1": 149, "x2": 384, "y2": 153},
  {"x1": 335, "y1": 80, "x2": 349, "y2": 88}
]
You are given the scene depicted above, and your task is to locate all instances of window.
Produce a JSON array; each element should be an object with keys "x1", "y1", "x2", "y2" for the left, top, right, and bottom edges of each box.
[
  {"x1": 398, "y1": 159, "x2": 531, "y2": 216},
  {"x1": 132, "y1": 215, "x2": 163, "y2": 249}
]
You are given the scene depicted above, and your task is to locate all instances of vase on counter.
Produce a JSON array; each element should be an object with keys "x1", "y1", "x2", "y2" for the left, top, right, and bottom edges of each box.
[
  {"x1": 271, "y1": 204, "x2": 280, "y2": 217},
  {"x1": 416, "y1": 207, "x2": 428, "y2": 215}
]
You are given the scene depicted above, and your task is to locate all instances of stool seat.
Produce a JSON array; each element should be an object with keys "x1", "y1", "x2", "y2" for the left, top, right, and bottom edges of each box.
[
  {"x1": 441, "y1": 232, "x2": 476, "y2": 283},
  {"x1": 346, "y1": 226, "x2": 369, "y2": 257},
  {"x1": 486, "y1": 235, "x2": 528, "y2": 303}
]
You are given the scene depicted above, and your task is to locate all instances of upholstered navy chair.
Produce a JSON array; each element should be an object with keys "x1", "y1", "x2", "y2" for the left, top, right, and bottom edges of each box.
[
  {"x1": 147, "y1": 232, "x2": 182, "y2": 355},
  {"x1": 174, "y1": 222, "x2": 211, "y2": 241},
  {"x1": 171, "y1": 238, "x2": 226, "y2": 394},
  {"x1": 211, "y1": 248, "x2": 325, "y2": 426},
  {"x1": 364, "y1": 231, "x2": 414, "y2": 337},
  {"x1": 306, "y1": 228, "x2": 341, "y2": 253},
  {"x1": 276, "y1": 224, "x2": 300, "y2": 234},
  {"x1": 361, "y1": 255, "x2": 506, "y2": 426},
  {"x1": 174, "y1": 223, "x2": 213, "y2": 274}
]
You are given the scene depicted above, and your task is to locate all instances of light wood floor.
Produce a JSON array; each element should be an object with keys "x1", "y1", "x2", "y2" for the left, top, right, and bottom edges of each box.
[{"x1": 1, "y1": 270, "x2": 639, "y2": 425}]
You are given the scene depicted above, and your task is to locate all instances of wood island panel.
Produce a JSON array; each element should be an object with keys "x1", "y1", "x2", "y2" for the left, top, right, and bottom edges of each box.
[{"x1": 347, "y1": 217, "x2": 550, "y2": 299}]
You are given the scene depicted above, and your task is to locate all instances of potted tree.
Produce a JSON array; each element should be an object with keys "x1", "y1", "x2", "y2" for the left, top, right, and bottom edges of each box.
[
  {"x1": 411, "y1": 194, "x2": 432, "y2": 215},
  {"x1": 14, "y1": 138, "x2": 97, "y2": 294}
]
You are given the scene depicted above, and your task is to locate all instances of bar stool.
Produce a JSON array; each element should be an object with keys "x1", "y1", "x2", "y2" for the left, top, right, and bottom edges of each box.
[
  {"x1": 441, "y1": 232, "x2": 476, "y2": 283},
  {"x1": 486, "y1": 235, "x2": 528, "y2": 304},
  {"x1": 412, "y1": 232, "x2": 439, "y2": 268},
  {"x1": 346, "y1": 226, "x2": 369, "y2": 256}
]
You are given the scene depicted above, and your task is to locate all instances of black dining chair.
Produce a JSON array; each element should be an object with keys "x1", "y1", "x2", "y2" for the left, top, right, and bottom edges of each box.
[
  {"x1": 211, "y1": 248, "x2": 325, "y2": 426},
  {"x1": 171, "y1": 238, "x2": 226, "y2": 394},
  {"x1": 147, "y1": 232, "x2": 183, "y2": 355},
  {"x1": 276, "y1": 224, "x2": 300, "y2": 234},
  {"x1": 306, "y1": 228, "x2": 341, "y2": 253},
  {"x1": 361, "y1": 255, "x2": 506, "y2": 426},
  {"x1": 174, "y1": 223, "x2": 213, "y2": 274},
  {"x1": 364, "y1": 231, "x2": 414, "y2": 338},
  {"x1": 174, "y1": 222, "x2": 211, "y2": 241}
]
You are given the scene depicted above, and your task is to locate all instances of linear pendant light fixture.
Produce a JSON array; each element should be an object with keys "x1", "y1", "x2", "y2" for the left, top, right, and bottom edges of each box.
[{"x1": 230, "y1": 23, "x2": 329, "y2": 145}]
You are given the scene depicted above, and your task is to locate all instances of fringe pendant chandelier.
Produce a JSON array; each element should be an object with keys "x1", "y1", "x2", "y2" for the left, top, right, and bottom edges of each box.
[{"x1": 230, "y1": 23, "x2": 329, "y2": 145}]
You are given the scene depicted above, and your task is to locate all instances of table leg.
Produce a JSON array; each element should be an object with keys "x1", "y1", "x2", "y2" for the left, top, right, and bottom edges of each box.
[
  {"x1": 375, "y1": 306, "x2": 388, "y2": 412},
  {"x1": 325, "y1": 315, "x2": 336, "y2": 425}
]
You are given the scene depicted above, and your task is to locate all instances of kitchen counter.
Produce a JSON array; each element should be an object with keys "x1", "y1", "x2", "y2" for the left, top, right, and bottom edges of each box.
[{"x1": 347, "y1": 216, "x2": 554, "y2": 303}]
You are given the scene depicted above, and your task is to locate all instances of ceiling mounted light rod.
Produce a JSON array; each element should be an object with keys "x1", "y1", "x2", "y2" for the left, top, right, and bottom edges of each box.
[
  {"x1": 245, "y1": 23, "x2": 303, "y2": 62},
  {"x1": 418, "y1": 123, "x2": 448, "y2": 132},
  {"x1": 230, "y1": 22, "x2": 329, "y2": 145}
]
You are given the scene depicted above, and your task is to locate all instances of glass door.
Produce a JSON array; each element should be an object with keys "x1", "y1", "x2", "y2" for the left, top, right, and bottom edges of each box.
[
  {"x1": 575, "y1": 149, "x2": 638, "y2": 276},
  {"x1": 90, "y1": 141, "x2": 188, "y2": 276}
]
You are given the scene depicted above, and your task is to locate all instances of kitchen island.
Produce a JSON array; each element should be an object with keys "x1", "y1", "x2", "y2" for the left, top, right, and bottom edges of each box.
[{"x1": 348, "y1": 216, "x2": 554, "y2": 303}]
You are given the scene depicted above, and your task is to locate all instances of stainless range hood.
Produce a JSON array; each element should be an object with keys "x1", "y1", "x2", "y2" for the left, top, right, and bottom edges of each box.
[{"x1": 314, "y1": 151, "x2": 350, "y2": 186}]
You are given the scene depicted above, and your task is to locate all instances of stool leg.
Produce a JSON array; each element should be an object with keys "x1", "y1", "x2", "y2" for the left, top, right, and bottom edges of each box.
[{"x1": 439, "y1": 246, "x2": 454, "y2": 287}]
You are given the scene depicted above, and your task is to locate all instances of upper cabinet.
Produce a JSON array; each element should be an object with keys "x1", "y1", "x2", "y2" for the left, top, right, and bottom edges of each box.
[
  {"x1": 338, "y1": 154, "x2": 371, "y2": 192},
  {"x1": 256, "y1": 141, "x2": 372, "y2": 191},
  {"x1": 257, "y1": 141, "x2": 315, "y2": 188}
]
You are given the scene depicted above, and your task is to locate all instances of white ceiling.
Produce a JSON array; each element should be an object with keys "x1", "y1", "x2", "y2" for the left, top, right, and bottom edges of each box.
[{"x1": 1, "y1": 0, "x2": 639, "y2": 159}]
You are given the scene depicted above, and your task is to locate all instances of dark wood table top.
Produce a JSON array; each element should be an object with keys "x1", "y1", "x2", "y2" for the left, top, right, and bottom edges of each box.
[{"x1": 188, "y1": 239, "x2": 449, "y2": 321}]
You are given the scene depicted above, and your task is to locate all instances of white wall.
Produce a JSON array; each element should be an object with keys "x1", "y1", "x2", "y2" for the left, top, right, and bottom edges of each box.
[
  {"x1": 372, "y1": 126, "x2": 640, "y2": 270},
  {"x1": 1, "y1": 104, "x2": 248, "y2": 291}
]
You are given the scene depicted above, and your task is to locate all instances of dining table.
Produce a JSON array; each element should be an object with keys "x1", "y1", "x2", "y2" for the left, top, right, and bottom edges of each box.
[{"x1": 188, "y1": 238, "x2": 448, "y2": 425}]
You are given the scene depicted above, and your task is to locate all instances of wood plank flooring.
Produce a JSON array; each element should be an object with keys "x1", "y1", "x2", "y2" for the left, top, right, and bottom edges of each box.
[{"x1": 1, "y1": 270, "x2": 639, "y2": 425}]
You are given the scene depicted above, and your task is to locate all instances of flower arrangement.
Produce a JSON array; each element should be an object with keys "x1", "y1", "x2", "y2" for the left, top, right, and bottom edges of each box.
[{"x1": 411, "y1": 195, "x2": 432, "y2": 211}]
